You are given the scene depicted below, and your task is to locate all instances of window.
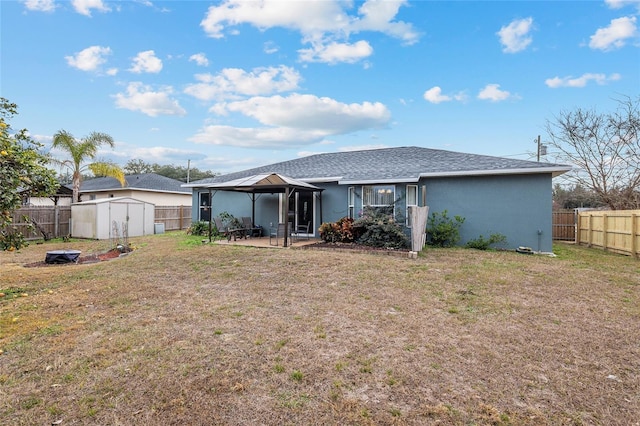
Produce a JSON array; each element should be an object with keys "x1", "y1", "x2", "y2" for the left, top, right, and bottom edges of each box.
[
  {"x1": 348, "y1": 187, "x2": 355, "y2": 218},
  {"x1": 362, "y1": 185, "x2": 395, "y2": 216},
  {"x1": 406, "y1": 185, "x2": 418, "y2": 226},
  {"x1": 199, "y1": 192, "x2": 211, "y2": 221}
]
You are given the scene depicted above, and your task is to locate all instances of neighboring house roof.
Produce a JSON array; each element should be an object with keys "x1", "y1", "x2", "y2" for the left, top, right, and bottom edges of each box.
[
  {"x1": 78, "y1": 173, "x2": 190, "y2": 194},
  {"x1": 185, "y1": 146, "x2": 571, "y2": 187}
]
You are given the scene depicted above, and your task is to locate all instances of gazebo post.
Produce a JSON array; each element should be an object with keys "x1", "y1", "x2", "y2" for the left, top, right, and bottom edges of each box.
[
  {"x1": 208, "y1": 188, "x2": 212, "y2": 243},
  {"x1": 284, "y1": 187, "x2": 290, "y2": 247}
]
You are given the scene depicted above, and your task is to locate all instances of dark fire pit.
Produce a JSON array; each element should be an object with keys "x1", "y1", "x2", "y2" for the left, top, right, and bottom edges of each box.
[{"x1": 45, "y1": 250, "x2": 82, "y2": 264}]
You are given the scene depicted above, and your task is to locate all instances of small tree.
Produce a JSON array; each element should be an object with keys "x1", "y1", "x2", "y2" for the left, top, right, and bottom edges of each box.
[
  {"x1": 0, "y1": 98, "x2": 58, "y2": 249},
  {"x1": 52, "y1": 129, "x2": 125, "y2": 203},
  {"x1": 546, "y1": 95, "x2": 640, "y2": 210},
  {"x1": 426, "y1": 210, "x2": 465, "y2": 247}
]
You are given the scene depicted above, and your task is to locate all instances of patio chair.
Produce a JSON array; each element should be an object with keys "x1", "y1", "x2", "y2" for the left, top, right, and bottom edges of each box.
[
  {"x1": 269, "y1": 223, "x2": 292, "y2": 246},
  {"x1": 213, "y1": 217, "x2": 229, "y2": 240},
  {"x1": 241, "y1": 217, "x2": 261, "y2": 238},
  {"x1": 292, "y1": 222, "x2": 310, "y2": 241}
]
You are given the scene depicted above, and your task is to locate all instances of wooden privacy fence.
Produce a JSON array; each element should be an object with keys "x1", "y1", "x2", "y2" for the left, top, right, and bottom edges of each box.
[
  {"x1": 552, "y1": 210, "x2": 576, "y2": 241},
  {"x1": 154, "y1": 206, "x2": 192, "y2": 232},
  {"x1": 577, "y1": 209, "x2": 640, "y2": 257},
  {"x1": 11, "y1": 205, "x2": 192, "y2": 240},
  {"x1": 11, "y1": 206, "x2": 71, "y2": 240}
]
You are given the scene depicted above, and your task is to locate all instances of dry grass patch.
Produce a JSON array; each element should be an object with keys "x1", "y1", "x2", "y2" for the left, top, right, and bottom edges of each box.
[{"x1": 1, "y1": 233, "x2": 639, "y2": 425}]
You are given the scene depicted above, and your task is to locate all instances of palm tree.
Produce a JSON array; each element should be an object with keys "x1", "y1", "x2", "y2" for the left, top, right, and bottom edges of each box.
[{"x1": 52, "y1": 130, "x2": 126, "y2": 203}]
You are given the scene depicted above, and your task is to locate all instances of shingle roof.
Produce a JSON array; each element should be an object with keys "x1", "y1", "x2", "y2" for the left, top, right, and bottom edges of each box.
[
  {"x1": 186, "y1": 146, "x2": 570, "y2": 187},
  {"x1": 79, "y1": 173, "x2": 190, "y2": 194}
]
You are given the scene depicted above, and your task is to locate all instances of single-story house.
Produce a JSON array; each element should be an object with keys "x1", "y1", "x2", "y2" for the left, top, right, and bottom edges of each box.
[
  {"x1": 79, "y1": 173, "x2": 192, "y2": 206},
  {"x1": 21, "y1": 184, "x2": 73, "y2": 206},
  {"x1": 184, "y1": 146, "x2": 571, "y2": 252}
]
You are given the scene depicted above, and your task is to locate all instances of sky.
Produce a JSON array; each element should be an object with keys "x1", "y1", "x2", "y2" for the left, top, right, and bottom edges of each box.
[{"x1": 2, "y1": 0, "x2": 639, "y2": 177}]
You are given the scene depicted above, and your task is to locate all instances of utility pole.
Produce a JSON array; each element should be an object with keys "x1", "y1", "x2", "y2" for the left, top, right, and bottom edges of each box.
[
  {"x1": 535, "y1": 135, "x2": 546, "y2": 162},
  {"x1": 187, "y1": 159, "x2": 191, "y2": 183}
]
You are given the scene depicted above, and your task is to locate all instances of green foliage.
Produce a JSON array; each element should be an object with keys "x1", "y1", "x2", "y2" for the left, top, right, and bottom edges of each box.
[
  {"x1": 187, "y1": 220, "x2": 213, "y2": 237},
  {"x1": 466, "y1": 233, "x2": 507, "y2": 250},
  {"x1": 123, "y1": 158, "x2": 218, "y2": 182},
  {"x1": 0, "y1": 98, "x2": 58, "y2": 250},
  {"x1": 319, "y1": 217, "x2": 355, "y2": 243},
  {"x1": 1, "y1": 226, "x2": 30, "y2": 251},
  {"x1": 319, "y1": 208, "x2": 409, "y2": 249},
  {"x1": 51, "y1": 128, "x2": 123, "y2": 203},
  {"x1": 218, "y1": 211, "x2": 242, "y2": 229},
  {"x1": 353, "y1": 207, "x2": 409, "y2": 249},
  {"x1": 427, "y1": 210, "x2": 465, "y2": 247}
]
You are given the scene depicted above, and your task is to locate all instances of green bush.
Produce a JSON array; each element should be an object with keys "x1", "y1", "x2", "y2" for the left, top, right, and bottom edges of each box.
[
  {"x1": 426, "y1": 210, "x2": 465, "y2": 247},
  {"x1": 353, "y1": 208, "x2": 409, "y2": 249},
  {"x1": 218, "y1": 211, "x2": 242, "y2": 229},
  {"x1": 187, "y1": 220, "x2": 213, "y2": 237},
  {"x1": 319, "y1": 208, "x2": 409, "y2": 250},
  {"x1": 466, "y1": 233, "x2": 507, "y2": 250}
]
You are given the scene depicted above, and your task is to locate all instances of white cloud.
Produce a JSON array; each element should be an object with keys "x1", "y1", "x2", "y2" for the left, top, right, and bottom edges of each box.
[
  {"x1": 71, "y1": 0, "x2": 110, "y2": 16},
  {"x1": 114, "y1": 145, "x2": 205, "y2": 164},
  {"x1": 351, "y1": 0, "x2": 419, "y2": 45},
  {"x1": 298, "y1": 40, "x2": 373, "y2": 64},
  {"x1": 200, "y1": 0, "x2": 418, "y2": 64},
  {"x1": 545, "y1": 73, "x2": 622, "y2": 88},
  {"x1": 189, "y1": 53, "x2": 209, "y2": 67},
  {"x1": 263, "y1": 41, "x2": 279, "y2": 54},
  {"x1": 589, "y1": 16, "x2": 637, "y2": 51},
  {"x1": 23, "y1": 0, "x2": 56, "y2": 12},
  {"x1": 423, "y1": 87, "x2": 451, "y2": 104},
  {"x1": 113, "y1": 82, "x2": 186, "y2": 117},
  {"x1": 497, "y1": 17, "x2": 534, "y2": 53},
  {"x1": 605, "y1": 0, "x2": 640, "y2": 9},
  {"x1": 184, "y1": 65, "x2": 301, "y2": 101},
  {"x1": 477, "y1": 84, "x2": 513, "y2": 102},
  {"x1": 65, "y1": 45, "x2": 112, "y2": 72},
  {"x1": 129, "y1": 50, "x2": 163, "y2": 74},
  {"x1": 191, "y1": 93, "x2": 391, "y2": 148},
  {"x1": 423, "y1": 86, "x2": 467, "y2": 104}
]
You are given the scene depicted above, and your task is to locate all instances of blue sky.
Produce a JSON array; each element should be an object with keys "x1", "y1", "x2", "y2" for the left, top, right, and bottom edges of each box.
[{"x1": 2, "y1": 0, "x2": 639, "y2": 176}]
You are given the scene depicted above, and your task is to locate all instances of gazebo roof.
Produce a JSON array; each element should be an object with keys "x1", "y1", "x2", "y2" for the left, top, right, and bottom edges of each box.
[{"x1": 202, "y1": 173, "x2": 323, "y2": 193}]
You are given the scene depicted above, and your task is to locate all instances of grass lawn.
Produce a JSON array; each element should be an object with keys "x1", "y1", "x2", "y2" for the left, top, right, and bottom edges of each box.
[{"x1": 1, "y1": 233, "x2": 639, "y2": 425}]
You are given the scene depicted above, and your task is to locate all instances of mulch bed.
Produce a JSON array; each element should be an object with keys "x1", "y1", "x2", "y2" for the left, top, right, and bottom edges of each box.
[{"x1": 301, "y1": 241, "x2": 412, "y2": 257}]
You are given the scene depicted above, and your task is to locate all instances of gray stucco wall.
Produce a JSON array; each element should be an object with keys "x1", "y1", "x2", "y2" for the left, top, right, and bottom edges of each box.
[
  {"x1": 421, "y1": 173, "x2": 553, "y2": 252},
  {"x1": 191, "y1": 172, "x2": 554, "y2": 251}
]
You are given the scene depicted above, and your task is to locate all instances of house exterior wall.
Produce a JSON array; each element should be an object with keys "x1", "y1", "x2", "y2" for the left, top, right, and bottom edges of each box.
[
  {"x1": 191, "y1": 173, "x2": 554, "y2": 251},
  {"x1": 25, "y1": 196, "x2": 72, "y2": 206},
  {"x1": 82, "y1": 190, "x2": 191, "y2": 206},
  {"x1": 420, "y1": 173, "x2": 553, "y2": 252}
]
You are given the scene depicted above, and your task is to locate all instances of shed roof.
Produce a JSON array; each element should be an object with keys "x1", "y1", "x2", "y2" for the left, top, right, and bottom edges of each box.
[{"x1": 185, "y1": 146, "x2": 571, "y2": 187}]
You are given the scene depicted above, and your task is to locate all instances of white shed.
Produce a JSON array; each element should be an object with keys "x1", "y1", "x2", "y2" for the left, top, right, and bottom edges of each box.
[{"x1": 71, "y1": 197, "x2": 155, "y2": 240}]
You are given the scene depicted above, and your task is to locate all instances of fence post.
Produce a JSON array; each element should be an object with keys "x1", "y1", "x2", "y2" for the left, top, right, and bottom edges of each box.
[
  {"x1": 602, "y1": 213, "x2": 607, "y2": 251},
  {"x1": 632, "y1": 213, "x2": 638, "y2": 258},
  {"x1": 179, "y1": 205, "x2": 183, "y2": 230}
]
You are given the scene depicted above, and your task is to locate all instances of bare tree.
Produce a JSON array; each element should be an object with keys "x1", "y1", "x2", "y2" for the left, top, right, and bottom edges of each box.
[{"x1": 546, "y1": 95, "x2": 640, "y2": 210}]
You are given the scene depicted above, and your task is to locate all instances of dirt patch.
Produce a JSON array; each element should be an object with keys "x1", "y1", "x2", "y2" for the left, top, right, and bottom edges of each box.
[{"x1": 24, "y1": 248, "x2": 128, "y2": 267}]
